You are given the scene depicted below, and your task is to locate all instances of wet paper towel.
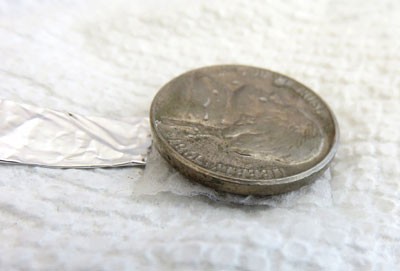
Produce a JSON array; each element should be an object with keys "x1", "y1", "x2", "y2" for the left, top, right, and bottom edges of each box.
[{"x1": 134, "y1": 147, "x2": 333, "y2": 207}]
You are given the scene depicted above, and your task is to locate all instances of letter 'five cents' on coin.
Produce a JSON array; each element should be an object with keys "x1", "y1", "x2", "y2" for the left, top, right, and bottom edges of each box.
[{"x1": 150, "y1": 65, "x2": 339, "y2": 196}]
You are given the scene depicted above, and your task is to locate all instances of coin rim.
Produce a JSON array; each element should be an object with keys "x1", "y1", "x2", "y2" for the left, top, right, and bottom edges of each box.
[{"x1": 150, "y1": 64, "x2": 339, "y2": 194}]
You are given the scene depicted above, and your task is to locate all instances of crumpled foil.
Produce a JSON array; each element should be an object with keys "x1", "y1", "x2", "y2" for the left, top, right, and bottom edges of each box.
[{"x1": 0, "y1": 99, "x2": 151, "y2": 168}]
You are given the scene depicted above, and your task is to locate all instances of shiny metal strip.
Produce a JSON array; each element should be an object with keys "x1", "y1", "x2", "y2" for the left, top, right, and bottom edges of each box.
[{"x1": 0, "y1": 99, "x2": 151, "y2": 168}]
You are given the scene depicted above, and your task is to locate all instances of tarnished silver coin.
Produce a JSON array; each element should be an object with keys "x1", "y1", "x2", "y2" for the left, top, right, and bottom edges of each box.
[{"x1": 150, "y1": 65, "x2": 339, "y2": 195}]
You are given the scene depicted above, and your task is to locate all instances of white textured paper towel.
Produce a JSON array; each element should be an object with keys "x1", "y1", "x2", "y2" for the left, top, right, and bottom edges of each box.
[
  {"x1": 135, "y1": 147, "x2": 333, "y2": 207},
  {"x1": 0, "y1": 0, "x2": 399, "y2": 270}
]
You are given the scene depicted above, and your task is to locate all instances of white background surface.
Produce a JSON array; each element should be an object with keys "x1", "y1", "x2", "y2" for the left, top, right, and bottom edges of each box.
[{"x1": 0, "y1": 0, "x2": 399, "y2": 270}]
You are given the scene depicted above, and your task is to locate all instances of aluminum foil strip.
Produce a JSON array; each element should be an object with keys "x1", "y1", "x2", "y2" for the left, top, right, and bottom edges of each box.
[{"x1": 0, "y1": 99, "x2": 151, "y2": 168}]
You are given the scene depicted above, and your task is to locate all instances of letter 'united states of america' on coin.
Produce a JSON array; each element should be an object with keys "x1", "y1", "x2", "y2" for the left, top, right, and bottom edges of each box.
[{"x1": 150, "y1": 65, "x2": 339, "y2": 196}]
